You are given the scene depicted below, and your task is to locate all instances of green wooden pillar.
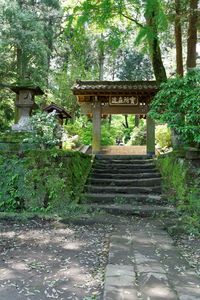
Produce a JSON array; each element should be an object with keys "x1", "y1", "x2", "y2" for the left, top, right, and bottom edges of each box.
[
  {"x1": 92, "y1": 98, "x2": 101, "y2": 154},
  {"x1": 146, "y1": 115, "x2": 155, "y2": 156}
]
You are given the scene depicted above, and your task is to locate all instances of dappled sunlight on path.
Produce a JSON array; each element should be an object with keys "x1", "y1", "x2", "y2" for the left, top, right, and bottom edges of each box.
[{"x1": 0, "y1": 219, "x2": 112, "y2": 299}]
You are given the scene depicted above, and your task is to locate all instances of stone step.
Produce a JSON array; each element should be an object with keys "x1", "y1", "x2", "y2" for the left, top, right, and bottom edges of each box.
[
  {"x1": 92, "y1": 168, "x2": 157, "y2": 175},
  {"x1": 96, "y1": 154, "x2": 151, "y2": 160},
  {"x1": 88, "y1": 178, "x2": 161, "y2": 187},
  {"x1": 90, "y1": 172, "x2": 161, "y2": 180},
  {"x1": 85, "y1": 185, "x2": 162, "y2": 194},
  {"x1": 94, "y1": 162, "x2": 155, "y2": 169},
  {"x1": 88, "y1": 203, "x2": 175, "y2": 217},
  {"x1": 82, "y1": 193, "x2": 165, "y2": 205},
  {"x1": 95, "y1": 159, "x2": 154, "y2": 164}
]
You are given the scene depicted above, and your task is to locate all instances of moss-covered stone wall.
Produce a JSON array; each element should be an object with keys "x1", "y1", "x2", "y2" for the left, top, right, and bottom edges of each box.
[
  {"x1": 0, "y1": 149, "x2": 92, "y2": 212},
  {"x1": 156, "y1": 152, "x2": 200, "y2": 235}
]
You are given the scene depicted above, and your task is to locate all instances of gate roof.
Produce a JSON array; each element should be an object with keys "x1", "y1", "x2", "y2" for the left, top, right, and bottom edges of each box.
[{"x1": 73, "y1": 80, "x2": 159, "y2": 97}]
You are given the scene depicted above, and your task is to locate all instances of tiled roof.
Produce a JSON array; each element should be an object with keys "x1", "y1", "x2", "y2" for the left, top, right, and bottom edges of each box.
[
  {"x1": 8, "y1": 85, "x2": 44, "y2": 95},
  {"x1": 0, "y1": 83, "x2": 44, "y2": 95},
  {"x1": 44, "y1": 103, "x2": 71, "y2": 118},
  {"x1": 72, "y1": 80, "x2": 159, "y2": 95}
]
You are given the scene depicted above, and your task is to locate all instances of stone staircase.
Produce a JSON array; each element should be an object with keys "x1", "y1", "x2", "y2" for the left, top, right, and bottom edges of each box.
[
  {"x1": 82, "y1": 154, "x2": 173, "y2": 216},
  {"x1": 81, "y1": 155, "x2": 200, "y2": 300}
]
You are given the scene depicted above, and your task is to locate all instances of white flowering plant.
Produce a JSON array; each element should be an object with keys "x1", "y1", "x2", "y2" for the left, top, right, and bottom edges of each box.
[{"x1": 25, "y1": 111, "x2": 63, "y2": 149}]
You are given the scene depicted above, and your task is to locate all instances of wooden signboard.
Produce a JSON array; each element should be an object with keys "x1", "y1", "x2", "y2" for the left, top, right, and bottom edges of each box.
[{"x1": 109, "y1": 96, "x2": 139, "y2": 106}]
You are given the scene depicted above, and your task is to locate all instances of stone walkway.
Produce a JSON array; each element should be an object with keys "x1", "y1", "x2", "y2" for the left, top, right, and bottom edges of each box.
[
  {"x1": 0, "y1": 153, "x2": 199, "y2": 299},
  {"x1": 82, "y1": 154, "x2": 200, "y2": 300},
  {"x1": 0, "y1": 215, "x2": 199, "y2": 299},
  {"x1": 104, "y1": 218, "x2": 200, "y2": 300},
  {"x1": 100, "y1": 146, "x2": 147, "y2": 155}
]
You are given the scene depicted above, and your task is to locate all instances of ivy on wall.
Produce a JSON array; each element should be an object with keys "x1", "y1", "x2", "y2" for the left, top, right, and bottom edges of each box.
[
  {"x1": 0, "y1": 150, "x2": 92, "y2": 212},
  {"x1": 157, "y1": 152, "x2": 200, "y2": 235}
]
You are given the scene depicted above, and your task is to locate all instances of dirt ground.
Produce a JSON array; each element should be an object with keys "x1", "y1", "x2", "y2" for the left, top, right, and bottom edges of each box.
[{"x1": 0, "y1": 218, "x2": 113, "y2": 300}]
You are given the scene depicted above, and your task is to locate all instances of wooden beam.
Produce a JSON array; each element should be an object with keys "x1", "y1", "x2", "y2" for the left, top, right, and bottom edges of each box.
[{"x1": 80, "y1": 103, "x2": 149, "y2": 115}]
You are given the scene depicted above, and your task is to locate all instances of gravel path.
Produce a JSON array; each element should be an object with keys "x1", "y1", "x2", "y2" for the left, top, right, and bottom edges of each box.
[{"x1": 0, "y1": 218, "x2": 113, "y2": 300}]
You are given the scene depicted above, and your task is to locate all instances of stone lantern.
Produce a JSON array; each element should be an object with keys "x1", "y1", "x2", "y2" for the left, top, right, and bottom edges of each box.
[{"x1": 10, "y1": 85, "x2": 44, "y2": 131}]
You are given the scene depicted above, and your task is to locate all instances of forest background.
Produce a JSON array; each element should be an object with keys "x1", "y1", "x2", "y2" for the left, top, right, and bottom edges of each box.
[{"x1": 0, "y1": 0, "x2": 199, "y2": 147}]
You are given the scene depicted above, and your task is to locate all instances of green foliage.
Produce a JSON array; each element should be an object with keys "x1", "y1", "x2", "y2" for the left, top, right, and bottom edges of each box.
[
  {"x1": 25, "y1": 111, "x2": 63, "y2": 149},
  {"x1": 0, "y1": 0, "x2": 61, "y2": 86},
  {"x1": 117, "y1": 49, "x2": 153, "y2": 81},
  {"x1": 101, "y1": 120, "x2": 118, "y2": 146},
  {"x1": 127, "y1": 123, "x2": 146, "y2": 146},
  {"x1": 66, "y1": 115, "x2": 143, "y2": 146},
  {"x1": 150, "y1": 70, "x2": 200, "y2": 146},
  {"x1": 157, "y1": 153, "x2": 200, "y2": 235},
  {"x1": 157, "y1": 155, "x2": 187, "y2": 201},
  {"x1": 67, "y1": 0, "x2": 168, "y2": 82},
  {"x1": 155, "y1": 124, "x2": 172, "y2": 148},
  {"x1": 0, "y1": 89, "x2": 15, "y2": 130},
  {"x1": 0, "y1": 150, "x2": 92, "y2": 212},
  {"x1": 66, "y1": 116, "x2": 92, "y2": 145}
]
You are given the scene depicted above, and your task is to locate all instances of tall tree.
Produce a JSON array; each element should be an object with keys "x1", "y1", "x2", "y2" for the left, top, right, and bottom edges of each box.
[
  {"x1": 186, "y1": 0, "x2": 198, "y2": 69},
  {"x1": 65, "y1": 0, "x2": 168, "y2": 83},
  {"x1": 0, "y1": 0, "x2": 61, "y2": 86},
  {"x1": 116, "y1": 49, "x2": 153, "y2": 80},
  {"x1": 175, "y1": 0, "x2": 184, "y2": 76},
  {"x1": 144, "y1": 0, "x2": 167, "y2": 82}
]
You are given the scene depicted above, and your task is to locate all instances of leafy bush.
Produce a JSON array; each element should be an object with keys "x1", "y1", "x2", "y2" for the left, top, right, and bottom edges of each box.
[
  {"x1": 157, "y1": 155, "x2": 187, "y2": 201},
  {"x1": 127, "y1": 123, "x2": 146, "y2": 145},
  {"x1": 66, "y1": 116, "x2": 92, "y2": 145},
  {"x1": 26, "y1": 111, "x2": 63, "y2": 149},
  {"x1": 66, "y1": 115, "x2": 129, "y2": 146},
  {"x1": 150, "y1": 69, "x2": 200, "y2": 147},
  {"x1": 157, "y1": 153, "x2": 200, "y2": 235},
  {"x1": 0, "y1": 150, "x2": 92, "y2": 212},
  {"x1": 155, "y1": 124, "x2": 172, "y2": 149}
]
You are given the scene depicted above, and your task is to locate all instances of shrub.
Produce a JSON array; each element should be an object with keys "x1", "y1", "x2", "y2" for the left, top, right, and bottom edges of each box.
[
  {"x1": 65, "y1": 116, "x2": 92, "y2": 145},
  {"x1": 0, "y1": 150, "x2": 92, "y2": 212},
  {"x1": 157, "y1": 153, "x2": 200, "y2": 235},
  {"x1": 150, "y1": 69, "x2": 200, "y2": 147},
  {"x1": 127, "y1": 123, "x2": 146, "y2": 145},
  {"x1": 26, "y1": 111, "x2": 63, "y2": 149},
  {"x1": 155, "y1": 124, "x2": 172, "y2": 149}
]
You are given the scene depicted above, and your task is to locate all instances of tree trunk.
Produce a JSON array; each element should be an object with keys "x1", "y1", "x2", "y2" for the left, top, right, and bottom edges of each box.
[
  {"x1": 45, "y1": 17, "x2": 54, "y2": 87},
  {"x1": 145, "y1": 13, "x2": 167, "y2": 83},
  {"x1": 16, "y1": 0, "x2": 27, "y2": 83},
  {"x1": 108, "y1": 115, "x2": 112, "y2": 128},
  {"x1": 175, "y1": 0, "x2": 184, "y2": 76},
  {"x1": 99, "y1": 34, "x2": 104, "y2": 80},
  {"x1": 124, "y1": 115, "x2": 129, "y2": 128},
  {"x1": 186, "y1": 0, "x2": 198, "y2": 70},
  {"x1": 135, "y1": 115, "x2": 139, "y2": 127},
  {"x1": 16, "y1": 47, "x2": 26, "y2": 82},
  {"x1": 99, "y1": 49, "x2": 104, "y2": 80}
]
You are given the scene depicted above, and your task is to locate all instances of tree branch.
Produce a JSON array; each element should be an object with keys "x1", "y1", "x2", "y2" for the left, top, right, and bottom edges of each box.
[{"x1": 120, "y1": 12, "x2": 144, "y2": 28}]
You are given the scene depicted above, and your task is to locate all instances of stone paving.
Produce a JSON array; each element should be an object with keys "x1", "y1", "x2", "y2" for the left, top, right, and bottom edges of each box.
[
  {"x1": 83, "y1": 154, "x2": 200, "y2": 299},
  {"x1": 100, "y1": 146, "x2": 147, "y2": 156},
  {"x1": 103, "y1": 218, "x2": 200, "y2": 300}
]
